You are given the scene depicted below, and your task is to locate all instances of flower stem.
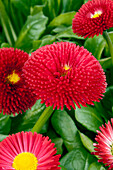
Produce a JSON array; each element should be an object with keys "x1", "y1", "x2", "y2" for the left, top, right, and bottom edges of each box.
[
  {"x1": 103, "y1": 31, "x2": 113, "y2": 65},
  {"x1": 31, "y1": 106, "x2": 53, "y2": 133}
]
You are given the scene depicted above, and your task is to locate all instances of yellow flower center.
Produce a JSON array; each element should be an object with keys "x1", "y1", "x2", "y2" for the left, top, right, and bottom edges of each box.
[
  {"x1": 64, "y1": 64, "x2": 70, "y2": 71},
  {"x1": 91, "y1": 11, "x2": 102, "y2": 19},
  {"x1": 62, "y1": 64, "x2": 71, "y2": 76},
  {"x1": 12, "y1": 152, "x2": 38, "y2": 170},
  {"x1": 6, "y1": 70, "x2": 20, "y2": 84}
]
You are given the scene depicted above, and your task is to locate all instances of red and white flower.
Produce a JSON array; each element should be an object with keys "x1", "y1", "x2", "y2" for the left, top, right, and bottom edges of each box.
[
  {"x1": 72, "y1": 0, "x2": 113, "y2": 38},
  {"x1": 93, "y1": 119, "x2": 113, "y2": 169},
  {"x1": 0, "y1": 131, "x2": 61, "y2": 170}
]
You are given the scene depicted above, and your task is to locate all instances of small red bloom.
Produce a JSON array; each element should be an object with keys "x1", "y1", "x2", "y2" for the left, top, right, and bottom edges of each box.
[
  {"x1": 92, "y1": 119, "x2": 113, "y2": 170},
  {"x1": 72, "y1": 0, "x2": 113, "y2": 38},
  {"x1": 0, "y1": 131, "x2": 61, "y2": 170},
  {"x1": 23, "y1": 42, "x2": 107, "y2": 110},
  {"x1": 0, "y1": 47, "x2": 36, "y2": 115}
]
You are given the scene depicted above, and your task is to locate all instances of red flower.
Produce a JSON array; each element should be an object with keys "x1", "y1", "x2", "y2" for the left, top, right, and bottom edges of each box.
[
  {"x1": 23, "y1": 42, "x2": 107, "y2": 110},
  {"x1": 0, "y1": 48, "x2": 36, "y2": 115},
  {"x1": 0, "y1": 131, "x2": 61, "y2": 170},
  {"x1": 92, "y1": 119, "x2": 113, "y2": 170},
  {"x1": 72, "y1": 0, "x2": 113, "y2": 38}
]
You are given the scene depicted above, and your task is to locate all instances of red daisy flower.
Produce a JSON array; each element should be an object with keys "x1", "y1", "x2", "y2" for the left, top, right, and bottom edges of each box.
[
  {"x1": 23, "y1": 42, "x2": 107, "y2": 110},
  {"x1": 0, "y1": 131, "x2": 61, "y2": 170},
  {"x1": 92, "y1": 119, "x2": 113, "y2": 170},
  {"x1": 72, "y1": 0, "x2": 113, "y2": 38},
  {"x1": 0, "y1": 47, "x2": 36, "y2": 115}
]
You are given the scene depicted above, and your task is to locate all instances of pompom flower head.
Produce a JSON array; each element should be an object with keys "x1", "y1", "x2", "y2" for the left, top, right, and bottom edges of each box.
[
  {"x1": 72, "y1": 0, "x2": 113, "y2": 38},
  {"x1": 92, "y1": 119, "x2": 113, "y2": 170},
  {"x1": 23, "y1": 42, "x2": 107, "y2": 110},
  {"x1": 0, "y1": 47, "x2": 36, "y2": 115},
  {"x1": 0, "y1": 131, "x2": 61, "y2": 170}
]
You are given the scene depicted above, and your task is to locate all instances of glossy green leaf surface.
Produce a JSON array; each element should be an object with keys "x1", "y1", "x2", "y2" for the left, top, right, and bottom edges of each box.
[
  {"x1": 51, "y1": 110, "x2": 83, "y2": 151},
  {"x1": 84, "y1": 35, "x2": 106, "y2": 60},
  {"x1": 48, "y1": 11, "x2": 76, "y2": 28},
  {"x1": 75, "y1": 106, "x2": 104, "y2": 132},
  {"x1": 15, "y1": 12, "x2": 48, "y2": 52},
  {"x1": 60, "y1": 147, "x2": 96, "y2": 170},
  {"x1": 88, "y1": 162, "x2": 106, "y2": 170}
]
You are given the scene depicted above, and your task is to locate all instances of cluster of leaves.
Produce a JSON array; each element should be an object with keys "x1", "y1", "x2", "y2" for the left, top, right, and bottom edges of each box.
[{"x1": 0, "y1": 0, "x2": 113, "y2": 169}]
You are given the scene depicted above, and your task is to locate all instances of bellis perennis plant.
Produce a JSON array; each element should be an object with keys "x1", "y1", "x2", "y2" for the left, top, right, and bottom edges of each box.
[
  {"x1": 1, "y1": 0, "x2": 113, "y2": 169},
  {"x1": 92, "y1": 119, "x2": 113, "y2": 170},
  {"x1": 72, "y1": 0, "x2": 113, "y2": 38},
  {"x1": 23, "y1": 42, "x2": 107, "y2": 111},
  {"x1": 0, "y1": 48, "x2": 37, "y2": 116},
  {"x1": 0, "y1": 131, "x2": 61, "y2": 170}
]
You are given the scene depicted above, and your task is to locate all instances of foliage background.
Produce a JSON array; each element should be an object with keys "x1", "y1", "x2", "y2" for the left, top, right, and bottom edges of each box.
[{"x1": 0, "y1": 0, "x2": 112, "y2": 169}]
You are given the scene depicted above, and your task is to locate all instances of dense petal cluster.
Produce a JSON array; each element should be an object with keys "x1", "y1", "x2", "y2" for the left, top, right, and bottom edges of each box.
[
  {"x1": 0, "y1": 131, "x2": 61, "y2": 170},
  {"x1": 0, "y1": 47, "x2": 36, "y2": 115},
  {"x1": 92, "y1": 119, "x2": 113, "y2": 170},
  {"x1": 72, "y1": 0, "x2": 113, "y2": 38},
  {"x1": 23, "y1": 42, "x2": 107, "y2": 110}
]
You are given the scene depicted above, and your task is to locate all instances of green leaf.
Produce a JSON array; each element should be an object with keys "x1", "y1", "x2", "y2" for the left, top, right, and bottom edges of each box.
[
  {"x1": 99, "y1": 57, "x2": 112, "y2": 69},
  {"x1": 84, "y1": 35, "x2": 106, "y2": 60},
  {"x1": 60, "y1": 165, "x2": 67, "y2": 170},
  {"x1": 79, "y1": 132, "x2": 94, "y2": 153},
  {"x1": 40, "y1": 35, "x2": 56, "y2": 46},
  {"x1": 31, "y1": 5, "x2": 45, "y2": 15},
  {"x1": 48, "y1": 11, "x2": 76, "y2": 29},
  {"x1": 101, "y1": 86, "x2": 113, "y2": 118},
  {"x1": 9, "y1": 3, "x2": 25, "y2": 35},
  {"x1": 1, "y1": 42, "x2": 11, "y2": 48},
  {"x1": 15, "y1": 12, "x2": 48, "y2": 52},
  {"x1": 0, "y1": 113, "x2": 11, "y2": 134},
  {"x1": 84, "y1": 0, "x2": 89, "y2": 3},
  {"x1": 62, "y1": 0, "x2": 83, "y2": 12},
  {"x1": 0, "y1": 31, "x2": 6, "y2": 45},
  {"x1": 43, "y1": 0, "x2": 62, "y2": 21},
  {"x1": 56, "y1": 26, "x2": 84, "y2": 40},
  {"x1": 75, "y1": 106, "x2": 104, "y2": 132},
  {"x1": 52, "y1": 25, "x2": 68, "y2": 33},
  {"x1": 94, "y1": 102, "x2": 108, "y2": 122},
  {"x1": 0, "y1": 134, "x2": 8, "y2": 142},
  {"x1": 51, "y1": 110, "x2": 83, "y2": 151},
  {"x1": 10, "y1": 100, "x2": 47, "y2": 133},
  {"x1": 46, "y1": 127, "x2": 58, "y2": 139},
  {"x1": 11, "y1": 0, "x2": 31, "y2": 15},
  {"x1": 33, "y1": 35, "x2": 56, "y2": 50},
  {"x1": 88, "y1": 162, "x2": 106, "y2": 170},
  {"x1": 51, "y1": 138, "x2": 63, "y2": 155},
  {"x1": 0, "y1": 0, "x2": 17, "y2": 45},
  {"x1": 60, "y1": 147, "x2": 96, "y2": 170},
  {"x1": 33, "y1": 40, "x2": 42, "y2": 50},
  {"x1": 31, "y1": 0, "x2": 44, "y2": 6}
]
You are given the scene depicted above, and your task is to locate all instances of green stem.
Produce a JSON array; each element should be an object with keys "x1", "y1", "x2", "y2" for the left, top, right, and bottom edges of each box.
[
  {"x1": 0, "y1": 0, "x2": 17, "y2": 45},
  {"x1": 31, "y1": 106, "x2": 53, "y2": 133},
  {"x1": 103, "y1": 31, "x2": 113, "y2": 65}
]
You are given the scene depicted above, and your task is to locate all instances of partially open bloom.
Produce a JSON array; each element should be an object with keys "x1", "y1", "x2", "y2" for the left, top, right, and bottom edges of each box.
[
  {"x1": 92, "y1": 119, "x2": 113, "y2": 170},
  {"x1": 23, "y1": 42, "x2": 107, "y2": 110},
  {"x1": 0, "y1": 48, "x2": 36, "y2": 115},
  {"x1": 0, "y1": 131, "x2": 61, "y2": 170},
  {"x1": 72, "y1": 0, "x2": 113, "y2": 38}
]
